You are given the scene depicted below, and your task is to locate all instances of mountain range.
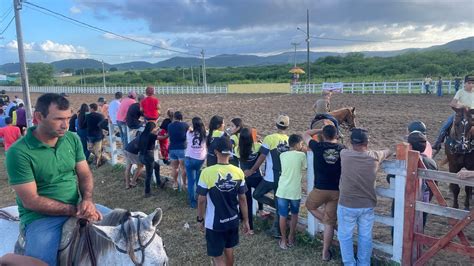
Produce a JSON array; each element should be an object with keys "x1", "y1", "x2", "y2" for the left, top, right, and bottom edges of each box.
[{"x1": 1, "y1": 36, "x2": 473, "y2": 74}]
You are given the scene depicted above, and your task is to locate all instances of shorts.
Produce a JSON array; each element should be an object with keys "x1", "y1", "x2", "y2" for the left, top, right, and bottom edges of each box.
[
  {"x1": 205, "y1": 227, "x2": 239, "y2": 257},
  {"x1": 277, "y1": 198, "x2": 300, "y2": 217},
  {"x1": 169, "y1": 149, "x2": 185, "y2": 161},
  {"x1": 124, "y1": 150, "x2": 140, "y2": 165},
  {"x1": 305, "y1": 188, "x2": 339, "y2": 226}
]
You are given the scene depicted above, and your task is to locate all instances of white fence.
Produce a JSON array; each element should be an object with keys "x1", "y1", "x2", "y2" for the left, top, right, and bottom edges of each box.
[
  {"x1": 0, "y1": 85, "x2": 227, "y2": 94},
  {"x1": 292, "y1": 80, "x2": 461, "y2": 94}
]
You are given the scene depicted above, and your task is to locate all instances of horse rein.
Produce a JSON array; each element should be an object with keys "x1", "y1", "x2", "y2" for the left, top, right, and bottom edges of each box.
[
  {"x1": 0, "y1": 210, "x2": 19, "y2": 222},
  {"x1": 66, "y1": 219, "x2": 97, "y2": 266},
  {"x1": 116, "y1": 215, "x2": 160, "y2": 266}
]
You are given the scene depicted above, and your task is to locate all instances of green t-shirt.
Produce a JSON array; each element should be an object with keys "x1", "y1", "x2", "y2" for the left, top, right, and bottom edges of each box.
[
  {"x1": 6, "y1": 127, "x2": 85, "y2": 227},
  {"x1": 276, "y1": 150, "x2": 307, "y2": 200}
]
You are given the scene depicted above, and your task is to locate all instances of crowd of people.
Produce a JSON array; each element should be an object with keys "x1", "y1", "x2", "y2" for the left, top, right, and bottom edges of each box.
[{"x1": 1, "y1": 74, "x2": 473, "y2": 265}]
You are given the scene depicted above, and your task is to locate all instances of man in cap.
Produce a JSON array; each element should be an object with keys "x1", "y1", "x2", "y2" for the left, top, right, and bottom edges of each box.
[
  {"x1": 197, "y1": 136, "x2": 250, "y2": 266},
  {"x1": 433, "y1": 74, "x2": 474, "y2": 150},
  {"x1": 337, "y1": 128, "x2": 392, "y2": 266},
  {"x1": 245, "y1": 114, "x2": 290, "y2": 238}
]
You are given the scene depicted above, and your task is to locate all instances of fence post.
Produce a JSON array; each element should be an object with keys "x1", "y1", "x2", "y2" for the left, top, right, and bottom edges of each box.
[
  {"x1": 408, "y1": 82, "x2": 412, "y2": 94},
  {"x1": 362, "y1": 83, "x2": 365, "y2": 94},
  {"x1": 448, "y1": 80, "x2": 452, "y2": 94},
  {"x1": 384, "y1": 82, "x2": 387, "y2": 94},
  {"x1": 306, "y1": 151, "x2": 322, "y2": 236},
  {"x1": 351, "y1": 83, "x2": 354, "y2": 94},
  {"x1": 372, "y1": 82, "x2": 376, "y2": 94},
  {"x1": 108, "y1": 123, "x2": 117, "y2": 165}
]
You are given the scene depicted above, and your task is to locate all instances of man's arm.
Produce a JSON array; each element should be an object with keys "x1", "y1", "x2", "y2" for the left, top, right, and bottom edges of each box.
[
  {"x1": 457, "y1": 169, "x2": 474, "y2": 180},
  {"x1": 11, "y1": 182, "x2": 76, "y2": 216},
  {"x1": 197, "y1": 195, "x2": 206, "y2": 230},
  {"x1": 75, "y1": 160, "x2": 101, "y2": 221},
  {"x1": 303, "y1": 129, "x2": 322, "y2": 145},
  {"x1": 244, "y1": 153, "x2": 266, "y2": 177},
  {"x1": 238, "y1": 193, "x2": 250, "y2": 234}
]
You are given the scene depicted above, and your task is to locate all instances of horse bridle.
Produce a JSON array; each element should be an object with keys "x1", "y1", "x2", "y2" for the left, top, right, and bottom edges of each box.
[
  {"x1": 116, "y1": 214, "x2": 161, "y2": 266},
  {"x1": 450, "y1": 112, "x2": 473, "y2": 153}
]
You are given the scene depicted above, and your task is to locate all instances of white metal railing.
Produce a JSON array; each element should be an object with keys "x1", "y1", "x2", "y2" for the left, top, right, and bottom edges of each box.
[
  {"x1": 292, "y1": 80, "x2": 462, "y2": 94},
  {"x1": 0, "y1": 85, "x2": 228, "y2": 94}
]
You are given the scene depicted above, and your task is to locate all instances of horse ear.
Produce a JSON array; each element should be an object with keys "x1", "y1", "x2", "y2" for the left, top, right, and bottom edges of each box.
[
  {"x1": 145, "y1": 208, "x2": 163, "y2": 227},
  {"x1": 93, "y1": 225, "x2": 120, "y2": 241},
  {"x1": 351, "y1": 107, "x2": 356, "y2": 113}
]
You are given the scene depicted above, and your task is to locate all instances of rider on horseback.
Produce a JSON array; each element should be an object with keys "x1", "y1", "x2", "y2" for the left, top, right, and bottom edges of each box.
[
  {"x1": 433, "y1": 74, "x2": 474, "y2": 151},
  {"x1": 312, "y1": 96, "x2": 340, "y2": 134}
]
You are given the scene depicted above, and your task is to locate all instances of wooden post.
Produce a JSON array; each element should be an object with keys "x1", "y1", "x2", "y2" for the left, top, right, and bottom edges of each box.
[{"x1": 392, "y1": 159, "x2": 407, "y2": 263}]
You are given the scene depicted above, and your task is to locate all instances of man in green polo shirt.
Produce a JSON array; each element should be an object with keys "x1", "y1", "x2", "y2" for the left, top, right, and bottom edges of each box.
[{"x1": 6, "y1": 93, "x2": 105, "y2": 266}]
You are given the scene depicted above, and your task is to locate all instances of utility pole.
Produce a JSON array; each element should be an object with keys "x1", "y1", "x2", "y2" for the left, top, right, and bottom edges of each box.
[
  {"x1": 83, "y1": 68, "x2": 86, "y2": 85},
  {"x1": 197, "y1": 66, "x2": 201, "y2": 85},
  {"x1": 102, "y1": 60, "x2": 106, "y2": 89},
  {"x1": 291, "y1": 42, "x2": 300, "y2": 67},
  {"x1": 191, "y1": 66, "x2": 194, "y2": 84},
  {"x1": 306, "y1": 9, "x2": 310, "y2": 83},
  {"x1": 201, "y1": 49, "x2": 207, "y2": 91},
  {"x1": 13, "y1": 0, "x2": 33, "y2": 126},
  {"x1": 182, "y1": 68, "x2": 185, "y2": 80}
]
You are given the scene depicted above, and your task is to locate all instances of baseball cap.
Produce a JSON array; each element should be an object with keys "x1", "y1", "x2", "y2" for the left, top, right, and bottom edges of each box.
[
  {"x1": 350, "y1": 127, "x2": 369, "y2": 144},
  {"x1": 128, "y1": 91, "x2": 137, "y2": 99},
  {"x1": 407, "y1": 121, "x2": 426, "y2": 134},
  {"x1": 464, "y1": 74, "x2": 474, "y2": 83},
  {"x1": 97, "y1": 97, "x2": 106, "y2": 103},
  {"x1": 276, "y1": 115, "x2": 290, "y2": 128},
  {"x1": 213, "y1": 136, "x2": 233, "y2": 155},
  {"x1": 407, "y1": 131, "x2": 427, "y2": 152}
]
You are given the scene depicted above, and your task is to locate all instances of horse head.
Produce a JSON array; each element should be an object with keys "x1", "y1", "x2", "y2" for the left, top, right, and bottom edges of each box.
[
  {"x1": 344, "y1": 107, "x2": 357, "y2": 129},
  {"x1": 93, "y1": 208, "x2": 168, "y2": 265},
  {"x1": 449, "y1": 107, "x2": 473, "y2": 153}
]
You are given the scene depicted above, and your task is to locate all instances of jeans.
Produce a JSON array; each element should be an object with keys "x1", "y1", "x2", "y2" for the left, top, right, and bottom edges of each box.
[
  {"x1": 253, "y1": 179, "x2": 279, "y2": 231},
  {"x1": 337, "y1": 205, "x2": 374, "y2": 266},
  {"x1": 117, "y1": 121, "x2": 128, "y2": 145},
  {"x1": 76, "y1": 128, "x2": 90, "y2": 159},
  {"x1": 424, "y1": 84, "x2": 431, "y2": 94},
  {"x1": 140, "y1": 152, "x2": 161, "y2": 194},
  {"x1": 184, "y1": 157, "x2": 204, "y2": 208},
  {"x1": 245, "y1": 176, "x2": 263, "y2": 230},
  {"x1": 24, "y1": 204, "x2": 111, "y2": 266}
]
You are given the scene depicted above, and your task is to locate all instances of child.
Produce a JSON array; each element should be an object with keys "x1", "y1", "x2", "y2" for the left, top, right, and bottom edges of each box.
[
  {"x1": 158, "y1": 108, "x2": 173, "y2": 165},
  {"x1": 275, "y1": 134, "x2": 307, "y2": 249}
]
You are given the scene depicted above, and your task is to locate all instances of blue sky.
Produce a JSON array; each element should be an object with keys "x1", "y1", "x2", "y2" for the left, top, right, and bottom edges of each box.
[{"x1": 0, "y1": 0, "x2": 473, "y2": 64}]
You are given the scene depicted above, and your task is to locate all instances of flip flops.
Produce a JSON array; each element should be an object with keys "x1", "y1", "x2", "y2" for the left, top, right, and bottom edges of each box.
[
  {"x1": 322, "y1": 250, "x2": 333, "y2": 261},
  {"x1": 278, "y1": 240, "x2": 288, "y2": 250}
]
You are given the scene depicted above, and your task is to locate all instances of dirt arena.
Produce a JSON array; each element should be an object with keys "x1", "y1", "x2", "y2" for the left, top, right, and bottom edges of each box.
[{"x1": 0, "y1": 92, "x2": 472, "y2": 265}]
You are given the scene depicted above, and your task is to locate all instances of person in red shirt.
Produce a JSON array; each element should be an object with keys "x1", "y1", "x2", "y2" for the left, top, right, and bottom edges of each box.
[
  {"x1": 140, "y1": 86, "x2": 160, "y2": 123},
  {"x1": 0, "y1": 117, "x2": 22, "y2": 151}
]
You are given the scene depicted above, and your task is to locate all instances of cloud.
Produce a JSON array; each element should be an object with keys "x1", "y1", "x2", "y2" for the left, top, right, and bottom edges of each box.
[
  {"x1": 3, "y1": 40, "x2": 89, "y2": 61},
  {"x1": 69, "y1": 6, "x2": 82, "y2": 14}
]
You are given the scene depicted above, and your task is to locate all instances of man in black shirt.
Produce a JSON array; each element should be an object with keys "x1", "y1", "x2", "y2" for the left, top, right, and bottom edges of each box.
[
  {"x1": 86, "y1": 103, "x2": 105, "y2": 167},
  {"x1": 126, "y1": 94, "x2": 144, "y2": 140},
  {"x1": 303, "y1": 125, "x2": 345, "y2": 261}
]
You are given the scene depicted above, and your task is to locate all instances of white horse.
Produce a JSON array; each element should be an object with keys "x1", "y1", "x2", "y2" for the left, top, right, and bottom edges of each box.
[{"x1": 0, "y1": 206, "x2": 168, "y2": 265}]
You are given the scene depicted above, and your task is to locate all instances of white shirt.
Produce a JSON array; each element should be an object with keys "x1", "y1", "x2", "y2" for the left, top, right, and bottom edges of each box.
[{"x1": 108, "y1": 99, "x2": 121, "y2": 124}]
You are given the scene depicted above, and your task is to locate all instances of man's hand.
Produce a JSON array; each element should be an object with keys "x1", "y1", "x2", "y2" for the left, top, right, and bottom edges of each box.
[
  {"x1": 241, "y1": 219, "x2": 251, "y2": 235},
  {"x1": 76, "y1": 200, "x2": 102, "y2": 221},
  {"x1": 457, "y1": 169, "x2": 474, "y2": 180}
]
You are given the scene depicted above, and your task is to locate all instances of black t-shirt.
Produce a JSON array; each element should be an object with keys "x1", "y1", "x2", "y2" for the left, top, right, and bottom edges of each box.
[
  {"x1": 168, "y1": 121, "x2": 189, "y2": 150},
  {"x1": 125, "y1": 135, "x2": 140, "y2": 154},
  {"x1": 138, "y1": 133, "x2": 158, "y2": 154},
  {"x1": 69, "y1": 114, "x2": 77, "y2": 132},
  {"x1": 85, "y1": 112, "x2": 105, "y2": 138},
  {"x1": 160, "y1": 118, "x2": 172, "y2": 131},
  {"x1": 126, "y1": 103, "x2": 142, "y2": 129},
  {"x1": 309, "y1": 140, "x2": 345, "y2": 190},
  {"x1": 0, "y1": 94, "x2": 9, "y2": 106}
]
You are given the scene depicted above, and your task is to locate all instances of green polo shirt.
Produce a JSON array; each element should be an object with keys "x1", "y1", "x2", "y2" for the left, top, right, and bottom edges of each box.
[{"x1": 6, "y1": 127, "x2": 85, "y2": 227}]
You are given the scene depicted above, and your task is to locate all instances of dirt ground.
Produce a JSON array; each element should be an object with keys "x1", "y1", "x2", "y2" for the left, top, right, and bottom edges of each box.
[{"x1": 1, "y1": 92, "x2": 472, "y2": 265}]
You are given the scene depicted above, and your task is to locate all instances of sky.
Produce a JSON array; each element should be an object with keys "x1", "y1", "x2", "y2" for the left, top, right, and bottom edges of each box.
[{"x1": 0, "y1": 0, "x2": 473, "y2": 64}]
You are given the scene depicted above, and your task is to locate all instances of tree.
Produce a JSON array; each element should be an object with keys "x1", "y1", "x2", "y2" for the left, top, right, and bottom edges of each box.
[
  {"x1": 109, "y1": 67, "x2": 118, "y2": 72},
  {"x1": 28, "y1": 63, "x2": 54, "y2": 86}
]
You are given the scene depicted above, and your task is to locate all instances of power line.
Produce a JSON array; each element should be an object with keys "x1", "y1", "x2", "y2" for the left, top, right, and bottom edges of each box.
[
  {"x1": 310, "y1": 35, "x2": 439, "y2": 44},
  {"x1": 23, "y1": 1, "x2": 200, "y2": 57},
  {"x1": 0, "y1": 16, "x2": 15, "y2": 35},
  {"x1": 0, "y1": 8, "x2": 13, "y2": 24}
]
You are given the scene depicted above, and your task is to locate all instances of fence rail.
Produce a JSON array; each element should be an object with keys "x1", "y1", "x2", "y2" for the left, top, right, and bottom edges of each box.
[
  {"x1": 0, "y1": 85, "x2": 227, "y2": 94},
  {"x1": 292, "y1": 80, "x2": 461, "y2": 94}
]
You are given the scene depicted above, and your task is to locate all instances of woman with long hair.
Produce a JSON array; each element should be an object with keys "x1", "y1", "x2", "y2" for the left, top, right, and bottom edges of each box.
[
  {"x1": 238, "y1": 127, "x2": 265, "y2": 234},
  {"x1": 184, "y1": 117, "x2": 207, "y2": 208},
  {"x1": 206, "y1": 115, "x2": 225, "y2": 166},
  {"x1": 138, "y1": 122, "x2": 164, "y2": 197},
  {"x1": 76, "y1": 103, "x2": 90, "y2": 159},
  {"x1": 228, "y1": 117, "x2": 243, "y2": 167}
]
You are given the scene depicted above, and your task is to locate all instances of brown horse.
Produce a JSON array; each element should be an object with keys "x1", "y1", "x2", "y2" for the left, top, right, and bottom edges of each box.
[
  {"x1": 310, "y1": 107, "x2": 357, "y2": 130},
  {"x1": 445, "y1": 107, "x2": 474, "y2": 210}
]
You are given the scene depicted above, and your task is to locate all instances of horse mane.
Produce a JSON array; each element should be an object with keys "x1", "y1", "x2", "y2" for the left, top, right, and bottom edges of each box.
[{"x1": 72, "y1": 208, "x2": 132, "y2": 265}]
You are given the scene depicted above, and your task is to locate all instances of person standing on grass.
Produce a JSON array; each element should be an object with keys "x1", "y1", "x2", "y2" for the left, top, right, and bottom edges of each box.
[
  {"x1": 97, "y1": 97, "x2": 109, "y2": 123},
  {"x1": 206, "y1": 115, "x2": 226, "y2": 167},
  {"x1": 303, "y1": 125, "x2": 345, "y2": 261},
  {"x1": 141, "y1": 86, "x2": 161, "y2": 123},
  {"x1": 108, "y1": 91, "x2": 122, "y2": 127},
  {"x1": 237, "y1": 127, "x2": 266, "y2": 234},
  {"x1": 197, "y1": 136, "x2": 250, "y2": 266},
  {"x1": 13, "y1": 103, "x2": 27, "y2": 135},
  {"x1": 168, "y1": 111, "x2": 189, "y2": 190},
  {"x1": 0, "y1": 117, "x2": 21, "y2": 151},
  {"x1": 86, "y1": 103, "x2": 105, "y2": 167},
  {"x1": 228, "y1": 117, "x2": 243, "y2": 167},
  {"x1": 184, "y1": 117, "x2": 207, "y2": 208},
  {"x1": 76, "y1": 103, "x2": 90, "y2": 160},
  {"x1": 116, "y1": 91, "x2": 137, "y2": 145},
  {"x1": 123, "y1": 131, "x2": 144, "y2": 189},
  {"x1": 138, "y1": 122, "x2": 166, "y2": 197},
  {"x1": 6, "y1": 93, "x2": 107, "y2": 266},
  {"x1": 337, "y1": 128, "x2": 392, "y2": 266},
  {"x1": 245, "y1": 115, "x2": 290, "y2": 238},
  {"x1": 275, "y1": 134, "x2": 307, "y2": 249},
  {"x1": 158, "y1": 108, "x2": 174, "y2": 165}
]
